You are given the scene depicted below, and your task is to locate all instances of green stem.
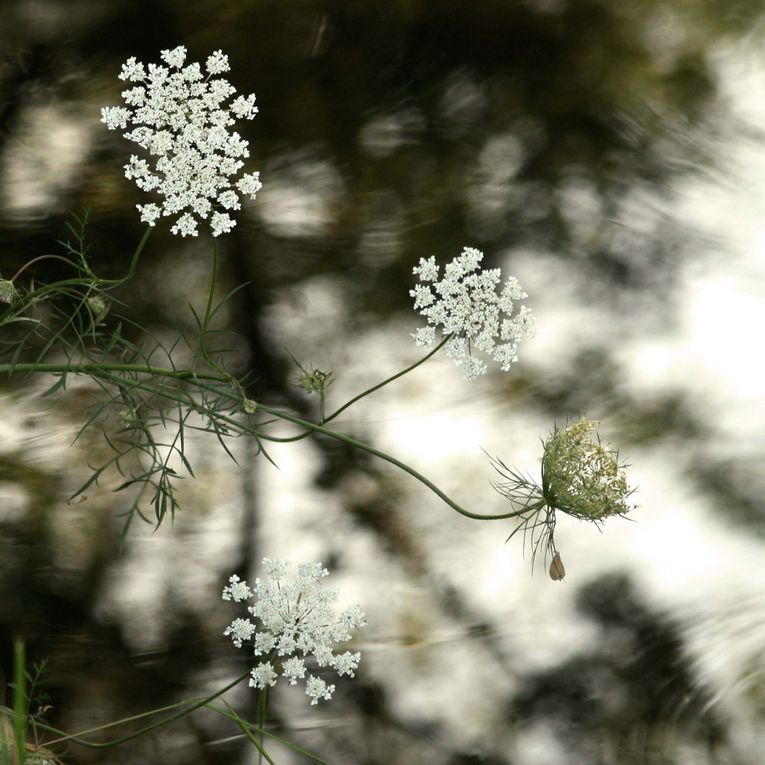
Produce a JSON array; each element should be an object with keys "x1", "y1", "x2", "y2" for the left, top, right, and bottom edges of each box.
[
  {"x1": 0, "y1": 362, "x2": 226, "y2": 383},
  {"x1": 12, "y1": 640, "x2": 26, "y2": 765},
  {"x1": 264, "y1": 338, "x2": 450, "y2": 444},
  {"x1": 40, "y1": 669, "x2": 250, "y2": 749},
  {"x1": 320, "y1": 335, "x2": 449, "y2": 425},
  {"x1": 257, "y1": 403, "x2": 528, "y2": 522},
  {"x1": 2, "y1": 345, "x2": 527, "y2": 523},
  {"x1": 59, "y1": 362, "x2": 526, "y2": 524},
  {"x1": 209, "y1": 705, "x2": 335, "y2": 765},
  {"x1": 196, "y1": 240, "x2": 229, "y2": 380},
  {"x1": 222, "y1": 703, "x2": 277, "y2": 765},
  {"x1": 104, "y1": 225, "x2": 153, "y2": 287},
  {"x1": 257, "y1": 687, "x2": 268, "y2": 765},
  {"x1": 0, "y1": 225, "x2": 153, "y2": 324},
  {"x1": 9, "y1": 254, "x2": 85, "y2": 284}
]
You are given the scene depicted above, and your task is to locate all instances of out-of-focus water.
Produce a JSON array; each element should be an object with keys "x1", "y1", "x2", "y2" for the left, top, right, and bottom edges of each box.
[{"x1": 1, "y1": 2, "x2": 765, "y2": 763}]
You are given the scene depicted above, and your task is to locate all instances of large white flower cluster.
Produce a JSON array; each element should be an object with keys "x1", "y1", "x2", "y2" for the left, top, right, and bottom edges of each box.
[
  {"x1": 101, "y1": 46, "x2": 262, "y2": 237},
  {"x1": 222, "y1": 558, "x2": 366, "y2": 705},
  {"x1": 410, "y1": 246, "x2": 535, "y2": 379}
]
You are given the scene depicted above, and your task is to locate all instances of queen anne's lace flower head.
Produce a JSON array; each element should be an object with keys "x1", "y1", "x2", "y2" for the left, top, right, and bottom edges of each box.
[
  {"x1": 101, "y1": 46, "x2": 262, "y2": 237},
  {"x1": 410, "y1": 246, "x2": 534, "y2": 379},
  {"x1": 222, "y1": 558, "x2": 366, "y2": 705}
]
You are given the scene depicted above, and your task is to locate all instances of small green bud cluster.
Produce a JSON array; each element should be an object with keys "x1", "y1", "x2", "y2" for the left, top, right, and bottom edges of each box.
[
  {"x1": 86, "y1": 294, "x2": 111, "y2": 324},
  {"x1": 297, "y1": 367, "x2": 334, "y2": 396},
  {"x1": 0, "y1": 278, "x2": 19, "y2": 304},
  {"x1": 118, "y1": 408, "x2": 138, "y2": 428}
]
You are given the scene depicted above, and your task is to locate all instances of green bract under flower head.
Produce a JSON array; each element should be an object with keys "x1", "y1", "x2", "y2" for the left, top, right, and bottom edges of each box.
[{"x1": 541, "y1": 418, "x2": 634, "y2": 521}]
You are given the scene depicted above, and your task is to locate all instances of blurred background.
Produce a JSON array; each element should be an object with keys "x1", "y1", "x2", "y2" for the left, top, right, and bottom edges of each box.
[{"x1": 1, "y1": 0, "x2": 765, "y2": 763}]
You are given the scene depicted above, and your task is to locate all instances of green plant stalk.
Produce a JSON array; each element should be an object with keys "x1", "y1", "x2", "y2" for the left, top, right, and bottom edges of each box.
[
  {"x1": 0, "y1": 225, "x2": 152, "y2": 325},
  {"x1": 196, "y1": 239, "x2": 232, "y2": 380},
  {"x1": 0, "y1": 362, "x2": 225, "y2": 383},
  {"x1": 320, "y1": 335, "x2": 450, "y2": 425},
  {"x1": 12, "y1": 640, "x2": 26, "y2": 765},
  {"x1": 37, "y1": 669, "x2": 251, "y2": 749},
  {"x1": 54, "y1": 363, "x2": 530, "y2": 523},
  {"x1": 1, "y1": 347, "x2": 530, "y2": 522},
  {"x1": 225, "y1": 701, "x2": 276, "y2": 765},
  {"x1": 257, "y1": 687, "x2": 268, "y2": 765},
  {"x1": 208, "y1": 704, "x2": 335, "y2": 765},
  {"x1": 9, "y1": 254, "x2": 88, "y2": 283},
  {"x1": 256, "y1": 403, "x2": 529, "y2": 522}
]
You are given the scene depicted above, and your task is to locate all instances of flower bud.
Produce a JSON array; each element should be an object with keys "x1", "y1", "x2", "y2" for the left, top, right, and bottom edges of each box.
[
  {"x1": 549, "y1": 551, "x2": 565, "y2": 581},
  {"x1": 86, "y1": 295, "x2": 111, "y2": 324},
  {"x1": 119, "y1": 408, "x2": 138, "y2": 427},
  {"x1": 297, "y1": 368, "x2": 334, "y2": 395},
  {"x1": 0, "y1": 278, "x2": 19, "y2": 304}
]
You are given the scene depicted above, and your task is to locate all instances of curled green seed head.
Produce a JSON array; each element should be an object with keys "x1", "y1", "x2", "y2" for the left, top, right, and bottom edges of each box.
[
  {"x1": 541, "y1": 418, "x2": 634, "y2": 521},
  {"x1": 489, "y1": 417, "x2": 636, "y2": 576}
]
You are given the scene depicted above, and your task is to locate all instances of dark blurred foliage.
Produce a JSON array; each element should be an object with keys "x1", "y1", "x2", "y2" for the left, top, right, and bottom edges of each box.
[
  {"x1": 510, "y1": 573, "x2": 727, "y2": 764},
  {"x1": 1, "y1": 0, "x2": 764, "y2": 762}
]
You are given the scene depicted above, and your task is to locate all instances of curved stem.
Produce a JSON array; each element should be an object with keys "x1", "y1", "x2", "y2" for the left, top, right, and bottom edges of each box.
[
  {"x1": 257, "y1": 403, "x2": 528, "y2": 522},
  {"x1": 321, "y1": 336, "x2": 450, "y2": 425},
  {"x1": 1, "y1": 360, "x2": 528, "y2": 523},
  {"x1": 103, "y1": 225, "x2": 153, "y2": 287},
  {"x1": 2, "y1": 351, "x2": 527, "y2": 524},
  {"x1": 260, "y1": 338, "x2": 451, "y2": 444},
  {"x1": 9, "y1": 254, "x2": 85, "y2": 283}
]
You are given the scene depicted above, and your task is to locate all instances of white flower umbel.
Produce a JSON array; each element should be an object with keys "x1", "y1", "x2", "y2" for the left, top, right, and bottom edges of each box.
[
  {"x1": 410, "y1": 246, "x2": 535, "y2": 379},
  {"x1": 101, "y1": 45, "x2": 262, "y2": 237},
  {"x1": 222, "y1": 558, "x2": 366, "y2": 705}
]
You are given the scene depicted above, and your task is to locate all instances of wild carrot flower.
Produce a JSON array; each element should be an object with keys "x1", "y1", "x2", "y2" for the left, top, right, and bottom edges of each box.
[
  {"x1": 410, "y1": 246, "x2": 534, "y2": 379},
  {"x1": 101, "y1": 46, "x2": 262, "y2": 237},
  {"x1": 490, "y1": 418, "x2": 635, "y2": 577},
  {"x1": 222, "y1": 559, "x2": 366, "y2": 705}
]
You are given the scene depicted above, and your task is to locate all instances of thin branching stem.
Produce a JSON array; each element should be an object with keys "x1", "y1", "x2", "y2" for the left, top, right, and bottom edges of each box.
[
  {"x1": 321, "y1": 335, "x2": 450, "y2": 425},
  {"x1": 37, "y1": 669, "x2": 250, "y2": 749},
  {"x1": 0, "y1": 362, "x2": 226, "y2": 383},
  {"x1": 256, "y1": 403, "x2": 530, "y2": 522},
  {"x1": 1, "y1": 356, "x2": 529, "y2": 523},
  {"x1": 209, "y1": 704, "x2": 335, "y2": 765},
  {"x1": 9, "y1": 254, "x2": 85, "y2": 283}
]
